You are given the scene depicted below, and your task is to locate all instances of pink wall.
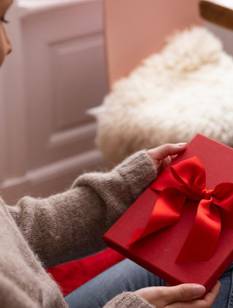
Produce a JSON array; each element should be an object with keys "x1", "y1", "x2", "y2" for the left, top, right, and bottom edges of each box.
[{"x1": 105, "y1": 0, "x2": 203, "y2": 87}]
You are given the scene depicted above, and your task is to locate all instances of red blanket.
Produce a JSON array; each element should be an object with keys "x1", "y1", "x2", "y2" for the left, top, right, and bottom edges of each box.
[{"x1": 47, "y1": 249, "x2": 124, "y2": 296}]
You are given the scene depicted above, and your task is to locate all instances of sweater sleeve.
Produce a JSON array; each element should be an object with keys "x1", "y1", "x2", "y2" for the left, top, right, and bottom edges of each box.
[
  {"x1": 104, "y1": 292, "x2": 154, "y2": 308},
  {"x1": 6, "y1": 151, "x2": 157, "y2": 267}
]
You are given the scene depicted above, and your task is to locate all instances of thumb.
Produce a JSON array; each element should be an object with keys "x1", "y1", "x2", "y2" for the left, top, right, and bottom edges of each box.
[{"x1": 159, "y1": 284, "x2": 206, "y2": 305}]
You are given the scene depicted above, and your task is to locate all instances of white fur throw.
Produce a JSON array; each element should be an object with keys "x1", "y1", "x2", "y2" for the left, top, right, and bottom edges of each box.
[{"x1": 91, "y1": 27, "x2": 233, "y2": 163}]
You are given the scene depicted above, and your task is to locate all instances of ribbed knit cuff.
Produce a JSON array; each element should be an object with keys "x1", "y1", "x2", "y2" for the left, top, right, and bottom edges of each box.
[
  {"x1": 104, "y1": 292, "x2": 154, "y2": 308},
  {"x1": 114, "y1": 150, "x2": 157, "y2": 200}
]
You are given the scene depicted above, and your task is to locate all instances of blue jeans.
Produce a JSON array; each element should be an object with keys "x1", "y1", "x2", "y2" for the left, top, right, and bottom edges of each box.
[{"x1": 65, "y1": 259, "x2": 233, "y2": 308}]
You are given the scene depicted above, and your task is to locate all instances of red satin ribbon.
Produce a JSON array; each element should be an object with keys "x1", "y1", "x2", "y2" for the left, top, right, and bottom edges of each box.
[{"x1": 130, "y1": 156, "x2": 233, "y2": 262}]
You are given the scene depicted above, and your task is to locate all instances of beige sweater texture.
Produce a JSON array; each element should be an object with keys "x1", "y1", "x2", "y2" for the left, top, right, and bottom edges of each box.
[{"x1": 0, "y1": 151, "x2": 156, "y2": 308}]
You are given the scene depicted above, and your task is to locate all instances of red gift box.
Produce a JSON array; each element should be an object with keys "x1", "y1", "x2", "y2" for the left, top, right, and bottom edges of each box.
[{"x1": 104, "y1": 134, "x2": 233, "y2": 291}]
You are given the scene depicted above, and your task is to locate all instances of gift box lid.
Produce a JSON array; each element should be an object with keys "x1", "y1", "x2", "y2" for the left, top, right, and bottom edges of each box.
[{"x1": 104, "y1": 134, "x2": 233, "y2": 290}]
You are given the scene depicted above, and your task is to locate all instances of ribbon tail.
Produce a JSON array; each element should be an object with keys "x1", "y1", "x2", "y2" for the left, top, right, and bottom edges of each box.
[
  {"x1": 176, "y1": 199, "x2": 222, "y2": 262},
  {"x1": 129, "y1": 188, "x2": 185, "y2": 246}
]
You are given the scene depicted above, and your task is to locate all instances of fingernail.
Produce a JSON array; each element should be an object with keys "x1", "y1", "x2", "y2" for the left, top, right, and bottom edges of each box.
[
  {"x1": 191, "y1": 285, "x2": 206, "y2": 296},
  {"x1": 178, "y1": 143, "x2": 187, "y2": 147}
]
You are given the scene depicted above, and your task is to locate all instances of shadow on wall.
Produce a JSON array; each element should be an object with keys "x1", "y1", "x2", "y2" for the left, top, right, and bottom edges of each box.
[
  {"x1": 206, "y1": 22, "x2": 233, "y2": 55},
  {"x1": 104, "y1": 0, "x2": 203, "y2": 87}
]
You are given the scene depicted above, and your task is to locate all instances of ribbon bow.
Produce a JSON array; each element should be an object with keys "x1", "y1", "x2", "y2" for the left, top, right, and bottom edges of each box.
[{"x1": 130, "y1": 156, "x2": 233, "y2": 262}]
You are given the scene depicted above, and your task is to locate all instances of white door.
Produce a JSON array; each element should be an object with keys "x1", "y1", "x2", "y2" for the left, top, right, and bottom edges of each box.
[{"x1": 0, "y1": 0, "x2": 108, "y2": 203}]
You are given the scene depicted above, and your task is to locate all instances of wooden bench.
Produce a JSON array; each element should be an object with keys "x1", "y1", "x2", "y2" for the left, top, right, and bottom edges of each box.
[{"x1": 200, "y1": 0, "x2": 233, "y2": 30}]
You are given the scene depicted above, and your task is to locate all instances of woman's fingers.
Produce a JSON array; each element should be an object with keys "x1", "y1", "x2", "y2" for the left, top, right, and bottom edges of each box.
[
  {"x1": 158, "y1": 284, "x2": 206, "y2": 305},
  {"x1": 148, "y1": 143, "x2": 187, "y2": 162},
  {"x1": 135, "y1": 284, "x2": 206, "y2": 307},
  {"x1": 201, "y1": 281, "x2": 221, "y2": 306},
  {"x1": 166, "y1": 282, "x2": 221, "y2": 308},
  {"x1": 135, "y1": 282, "x2": 221, "y2": 308},
  {"x1": 162, "y1": 156, "x2": 172, "y2": 168}
]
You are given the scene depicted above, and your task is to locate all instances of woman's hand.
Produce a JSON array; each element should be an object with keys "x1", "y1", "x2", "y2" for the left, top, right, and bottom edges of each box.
[
  {"x1": 148, "y1": 143, "x2": 187, "y2": 169},
  {"x1": 135, "y1": 282, "x2": 220, "y2": 308}
]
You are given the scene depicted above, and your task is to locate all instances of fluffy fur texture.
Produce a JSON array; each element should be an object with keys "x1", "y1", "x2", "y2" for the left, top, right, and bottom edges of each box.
[{"x1": 91, "y1": 27, "x2": 233, "y2": 163}]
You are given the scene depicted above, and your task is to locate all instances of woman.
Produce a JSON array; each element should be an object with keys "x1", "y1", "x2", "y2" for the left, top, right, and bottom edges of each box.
[{"x1": 0, "y1": 0, "x2": 221, "y2": 307}]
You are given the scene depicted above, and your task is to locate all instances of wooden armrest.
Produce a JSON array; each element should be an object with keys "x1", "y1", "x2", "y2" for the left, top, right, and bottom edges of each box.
[{"x1": 199, "y1": 0, "x2": 233, "y2": 30}]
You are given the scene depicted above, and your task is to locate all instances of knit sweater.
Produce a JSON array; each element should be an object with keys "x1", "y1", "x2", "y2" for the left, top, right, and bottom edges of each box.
[{"x1": 0, "y1": 151, "x2": 156, "y2": 308}]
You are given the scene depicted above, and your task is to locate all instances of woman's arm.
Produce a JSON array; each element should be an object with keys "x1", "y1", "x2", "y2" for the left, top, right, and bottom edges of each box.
[
  {"x1": 7, "y1": 151, "x2": 157, "y2": 267},
  {"x1": 6, "y1": 143, "x2": 186, "y2": 268}
]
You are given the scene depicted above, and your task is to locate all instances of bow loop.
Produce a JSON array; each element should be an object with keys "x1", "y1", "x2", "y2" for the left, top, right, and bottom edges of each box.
[
  {"x1": 130, "y1": 188, "x2": 186, "y2": 244},
  {"x1": 170, "y1": 156, "x2": 206, "y2": 194}
]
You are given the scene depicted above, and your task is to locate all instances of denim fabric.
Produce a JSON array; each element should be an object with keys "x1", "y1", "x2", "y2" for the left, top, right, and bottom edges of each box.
[{"x1": 65, "y1": 259, "x2": 233, "y2": 308}]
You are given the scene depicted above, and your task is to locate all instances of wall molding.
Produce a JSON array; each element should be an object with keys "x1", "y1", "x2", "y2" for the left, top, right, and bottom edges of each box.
[{"x1": 1, "y1": 149, "x2": 105, "y2": 203}]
